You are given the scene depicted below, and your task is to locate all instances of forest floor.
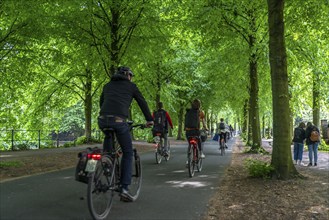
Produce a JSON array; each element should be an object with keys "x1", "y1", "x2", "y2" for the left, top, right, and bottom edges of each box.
[
  {"x1": 1, "y1": 138, "x2": 328, "y2": 220},
  {"x1": 204, "y1": 138, "x2": 329, "y2": 220}
]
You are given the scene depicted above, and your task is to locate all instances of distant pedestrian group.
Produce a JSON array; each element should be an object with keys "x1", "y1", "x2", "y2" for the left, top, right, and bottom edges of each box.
[{"x1": 292, "y1": 121, "x2": 321, "y2": 166}]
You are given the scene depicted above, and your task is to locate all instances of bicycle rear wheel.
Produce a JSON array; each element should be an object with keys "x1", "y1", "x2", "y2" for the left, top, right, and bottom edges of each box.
[
  {"x1": 129, "y1": 148, "x2": 142, "y2": 201},
  {"x1": 220, "y1": 141, "x2": 225, "y2": 156},
  {"x1": 187, "y1": 144, "x2": 195, "y2": 177},
  {"x1": 155, "y1": 143, "x2": 162, "y2": 164},
  {"x1": 87, "y1": 156, "x2": 115, "y2": 220},
  {"x1": 196, "y1": 148, "x2": 203, "y2": 172},
  {"x1": 165, "y1": 140, "x2": 170, "y2": 161}
]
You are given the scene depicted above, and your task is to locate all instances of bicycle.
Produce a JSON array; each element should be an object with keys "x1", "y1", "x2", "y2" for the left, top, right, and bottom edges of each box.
[
  {"x1": 154, "y1": 132, "x2": 170, "y2": 164},
  {"x1": 219, "y1": 132, "x2": 226, "y2": 156},
  {"x1": 85, "y1": 122, "x2": 146, "y2": 220},
  {"x1": 187, "y1": 136, "x2": 202, "y2": 177}
]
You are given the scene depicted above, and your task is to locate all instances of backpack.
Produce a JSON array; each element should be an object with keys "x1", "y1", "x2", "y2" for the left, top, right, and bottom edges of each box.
[
  {"x1": 310, "y1": 128, "x2": 320, "y2": 142},
  {"x1": 75, "y1": 147, "x2": 102, "y2": 184},
  {"x1": 184, "y1": 108, "x2": 200, "y2": 129},
  {"x1": 152, "y1": 109, "x2": 167, "y2": 134},
  {"x1": 219, "y1": 122, "x2": 225, "y2": 130}
]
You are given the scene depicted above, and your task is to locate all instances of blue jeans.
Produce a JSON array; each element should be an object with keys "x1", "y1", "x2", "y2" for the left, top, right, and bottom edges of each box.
[
  {"x1": 98, "y1": 117, "x2": 133, "y2": 189},
  {"x1": 308, "y1": 143, "x2": 319, "y2": 164},
  {"x1": 293, "y1": 142, "x2": 304, "y2": 161}
]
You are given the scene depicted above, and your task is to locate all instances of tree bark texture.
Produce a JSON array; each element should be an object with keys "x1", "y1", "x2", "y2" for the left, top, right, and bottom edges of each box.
[
  {"x1": 267, "y1": 0, "x2": 298, "y2": 179},
  {"x1": 176, "y1": 101, "x2": 185, "y2": 140},
  {"x1": 248, "y1": 7, "x2": 262, "y2": 150},
  {"x1": 84, "y1": 68, "x2": 92, "y2": 141},
  {"x1": 313, "y1": 72, "x2": 320, "y2": 127},
  {"x1": 249, "y1": 55, "x2": 262, "y2": 149},
  {"x1": 242, "y1": 99, "x2": 248, "y2": 136},
  {"x1": 110, "y1": 7, "x2": 120, "y2": 77}
]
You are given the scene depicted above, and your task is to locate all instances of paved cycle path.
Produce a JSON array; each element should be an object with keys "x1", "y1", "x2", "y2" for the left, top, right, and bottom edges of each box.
[{"x1": 0, "y1": 137, "x2": 235, "y2": 220}]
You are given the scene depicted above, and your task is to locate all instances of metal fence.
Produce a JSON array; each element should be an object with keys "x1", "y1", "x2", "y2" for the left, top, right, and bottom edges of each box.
[{"x1": 0, "y1": 129, "x2": 102, "y2": 151}]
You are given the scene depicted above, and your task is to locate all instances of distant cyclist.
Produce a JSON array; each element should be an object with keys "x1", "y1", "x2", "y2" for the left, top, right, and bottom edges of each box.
[
  {"x1": 218, "y1": 118, "x2": 228, "y2": 149},
  {"x1": 184, "y1": 99, "x2": 208, "y2": 159},
  {"x1": 98, "y1": 66, "x2": 154, "y2": 201},
  {"x1": 152, "y1": 101, "x2": 174, "y2": 155}
]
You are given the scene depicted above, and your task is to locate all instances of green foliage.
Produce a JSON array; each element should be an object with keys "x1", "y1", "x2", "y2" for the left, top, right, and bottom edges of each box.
[
  {"x1": 59, "y1": 102, "x2": 85, "y2": 133},
  {"x1": 14, "y1": 142, "x2": 33, "y2": 151},
  {"x1": 319, "y1": 139, "x2": 329, "y2": 151},
  {"x1": 245, "y1": 158, "x2": 274, "y2": 179},
  {"x1": 39, "y1": 141, "x2": 55, "y2": 149},
  {"x1": 76, "y1": 135, "x2": 102, "y2": 145},
  {"x1": 1, "y1": 0, "x2": 328, "y2": 176},
  {"x1": 0, "y1": 160, "x2": 23, "y2": 168},
  {"x1": 63, "y1": 142, "x2": 75, "y2": 148},
  {"x1": 75, "y1": 136, "x2": 87, "y2": 145}
]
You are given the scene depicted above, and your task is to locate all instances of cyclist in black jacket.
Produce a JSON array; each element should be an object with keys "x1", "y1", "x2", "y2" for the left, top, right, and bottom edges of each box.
[{"x1": 98, "y1": 66, "x2": 153, "y2": 201}]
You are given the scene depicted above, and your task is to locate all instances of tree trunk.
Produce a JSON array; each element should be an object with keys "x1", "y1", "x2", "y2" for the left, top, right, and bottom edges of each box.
[
  {"x1": 155, "y1": 70, "x2": 161, "y2": 106},
  {"x1": 267, "y1": 0, "x2": 298, "y2": 179},
  {"x1": 249, "y1": 57, "x2": 262, "y2": 150},
  {"x1": 262, "y1": 115, "x2": 265, "y2": 138},
  {"x1": 248, "y1": 10, "x2": 262, "y2": 151},
  {"x1": 176, "y1": 101, "x2": 185, "y2": 140},
  {"x1": 247, "y1": 97, "x2": 252, "y2": 145},
  {"x1": 268, "y1": 115, "x2": 272, "y2": 138},
  {"x1": 242, "y1": 99, "x2": 248, "y2": 136},
  {"x1": 313, "y1": 72, "x2": 320, "y2": 127},
  {"x1": 110, "y1": 7, "x2": 120, "y2": 77},
  {"x1": 84, "y1": 68, "x2": 92, "y2": 141}
]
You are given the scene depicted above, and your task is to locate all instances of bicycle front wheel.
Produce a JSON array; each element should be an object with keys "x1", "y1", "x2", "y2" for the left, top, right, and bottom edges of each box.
[
  {"x1": 87, "y1": 156, "x2": 115, "y2": 220},
  {"x1": 129, "y1": 148, "x2": 142, "y2": 201},
  {"x1": 220, "y1": 141, "x2": 225, "y2": 156},
  {"x1": 187, "y1": 144, "x2": 195, "y2": 177},
  {"x1": 165, "y1": 140, "x2": 170, "y2": 161}
]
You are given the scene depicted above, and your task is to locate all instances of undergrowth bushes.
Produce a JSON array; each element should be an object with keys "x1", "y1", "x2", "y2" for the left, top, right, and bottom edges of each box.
[{"x1": 245, "y1": 158, "x2": 274, "y2": 179}]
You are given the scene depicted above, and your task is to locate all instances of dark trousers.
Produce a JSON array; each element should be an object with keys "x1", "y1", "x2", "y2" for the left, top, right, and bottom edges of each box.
[
  {"x1": 219, "y1": 132, "x2": 227, "y2": 143},
  {"x1": 98, "y1": 116, "x2": 132, "y2": 189},
  {"x1": 186, "y1": 130, "x2": 202, "y2": 151}
]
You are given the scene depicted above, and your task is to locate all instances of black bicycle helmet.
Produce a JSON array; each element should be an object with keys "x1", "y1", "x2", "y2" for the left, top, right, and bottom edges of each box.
[{"x1": 117, "y1": 66, "x2": 134, "y2": 77}]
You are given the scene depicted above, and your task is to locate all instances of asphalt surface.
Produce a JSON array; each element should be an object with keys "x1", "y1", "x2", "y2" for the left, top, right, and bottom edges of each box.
[{"x1": 0, "y1": 137, "x2": 235, "y2": 220}]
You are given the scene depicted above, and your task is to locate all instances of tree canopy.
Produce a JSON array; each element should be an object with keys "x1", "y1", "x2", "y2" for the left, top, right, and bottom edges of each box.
[{"x1": 1, "y1": 0, "x2": 328, "y2": 178}]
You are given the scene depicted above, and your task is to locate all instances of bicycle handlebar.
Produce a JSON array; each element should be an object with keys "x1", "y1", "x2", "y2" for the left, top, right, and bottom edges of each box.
[
  {"x1": 127, "y1": 121, "x2": 149, "y2": 130},
  {"x1": 132, "y1": 124, "x2": 147, "y2": 129}
]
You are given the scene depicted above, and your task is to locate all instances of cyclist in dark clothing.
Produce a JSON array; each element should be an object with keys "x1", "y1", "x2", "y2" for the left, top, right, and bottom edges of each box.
[
  {"x1": 98, "y1": 66, "x2": 153, "y2": 201},
  {"x1": 218, "y1": 118, "x2": 228, "y2": 149},
  {"x1": 152, "y1": 102, "x2": 174, "y2": 155}
]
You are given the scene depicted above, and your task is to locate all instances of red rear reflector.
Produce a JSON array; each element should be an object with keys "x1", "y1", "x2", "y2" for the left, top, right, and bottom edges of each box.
[
  {"x1": 189, "y1": 139, "x2": 197, "y2": 145},
  {"x1": 88, "y1": 154, "x2": 101, "y2": 160}
]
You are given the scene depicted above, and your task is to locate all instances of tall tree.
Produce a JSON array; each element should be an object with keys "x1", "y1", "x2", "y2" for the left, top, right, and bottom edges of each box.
[{"x1": 267, "y1": 0, "x2": 298, "y2": 179}]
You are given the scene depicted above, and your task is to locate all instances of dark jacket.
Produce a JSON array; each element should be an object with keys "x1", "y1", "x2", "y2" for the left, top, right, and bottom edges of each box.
[
  {"x1": 292, "y1": 127, "x2": 305, "y2": 143},
  {"x1": 99, "y1": 74, "x2": 153, "y2": 121},
  {"x1": 305, "y1": 125, "x2": 320, "y2": 145}
]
